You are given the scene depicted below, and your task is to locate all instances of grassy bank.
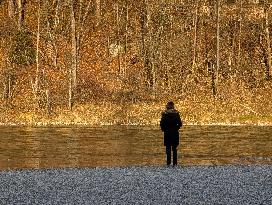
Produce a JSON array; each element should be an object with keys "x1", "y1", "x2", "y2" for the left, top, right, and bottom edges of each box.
[{"x1": 1, "y1": 97, "x2": 272, "y2": 126}]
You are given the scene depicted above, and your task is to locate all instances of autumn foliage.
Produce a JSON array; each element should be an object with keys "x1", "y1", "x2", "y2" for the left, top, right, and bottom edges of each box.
[{"x1": 0, "y1": 0, "x2": 272, "y2": 125}]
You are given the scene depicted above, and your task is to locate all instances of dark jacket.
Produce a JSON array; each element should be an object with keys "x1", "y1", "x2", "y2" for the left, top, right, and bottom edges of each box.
[{"x1": 160, "y1": 109, "x2": 182, "y2": 146}]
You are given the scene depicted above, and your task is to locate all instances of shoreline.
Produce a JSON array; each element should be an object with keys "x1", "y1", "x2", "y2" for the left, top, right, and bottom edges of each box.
[
  {"x1": 0, "y1": 164, "x2": 271, "y2": 172},
  {"x1": 1, "y1": 100, "x2": 272, "y2": 128},
  {"x1": 1, "y1": 122, "x2": 272, "y2": 127},
  {"x1": 1, "y1": 165, "x2": 271, "y2": 204}
]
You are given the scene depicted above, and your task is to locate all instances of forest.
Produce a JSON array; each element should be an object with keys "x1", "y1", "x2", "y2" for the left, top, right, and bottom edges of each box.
[{"x1": 0, "y1": 0, "x2": 271, "y2": 125}]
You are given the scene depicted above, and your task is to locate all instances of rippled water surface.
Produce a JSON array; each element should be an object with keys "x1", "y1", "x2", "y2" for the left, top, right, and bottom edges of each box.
[{"x1": 0, "y1": 125, "x2": 271, "y2": 170}]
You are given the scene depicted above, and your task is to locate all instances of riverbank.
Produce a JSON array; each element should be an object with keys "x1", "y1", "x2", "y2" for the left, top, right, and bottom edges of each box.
[
  {"x1": 0, "y1": 165, "x2": 271, "y2": 204},
  {"x1": 1, "y1": 121, "x2": 272, "y2": 127},
  {"x1": 1, "y1": 99, "x2": 272, "y2": 126}
]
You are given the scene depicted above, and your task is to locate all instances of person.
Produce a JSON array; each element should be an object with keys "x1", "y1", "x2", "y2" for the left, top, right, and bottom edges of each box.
[{"x1": 160, "y1": 101, "x2": 182, "y2": 167}]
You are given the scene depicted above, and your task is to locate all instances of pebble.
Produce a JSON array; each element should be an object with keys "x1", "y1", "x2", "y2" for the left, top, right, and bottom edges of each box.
[{"x1": 0, "y1": 165, "x2": 271, "y2": 205}]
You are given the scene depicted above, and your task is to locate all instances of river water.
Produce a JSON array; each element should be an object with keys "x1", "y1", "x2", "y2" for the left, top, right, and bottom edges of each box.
[{"x1": 0, "y1": 125, "x2": 271, "y2": 170}]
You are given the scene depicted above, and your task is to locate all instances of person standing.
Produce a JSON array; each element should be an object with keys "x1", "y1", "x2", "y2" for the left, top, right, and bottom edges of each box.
[{"x1": 160, "y1": 101, "x2": 182, "y2": 167}]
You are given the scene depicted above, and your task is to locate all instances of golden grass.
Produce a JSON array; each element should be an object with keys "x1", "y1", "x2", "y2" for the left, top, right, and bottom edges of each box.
[{"x1": 1, "y1": 97, "x2": 272, "y2": 126}]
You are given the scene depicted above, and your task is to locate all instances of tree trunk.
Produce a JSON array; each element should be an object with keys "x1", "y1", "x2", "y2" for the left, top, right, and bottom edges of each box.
[
  {"x1": 192, "y1": 1, "x2": 199, "y2": 72},
  {"x1": 69, "y1": 0, "x2": 77, "y2": 110},
  {"x1": 66, "y1": 0, "x2": 93, "y2": 109},
  {"x1": 34, "y1": 0, "x2": 41, "y2": 102},
  {"x1": 228, "y1": 19, "x2": 235, "y2": 77},
  {"x1": 3, "y1": 64, "x2": 12, "y2": 100},
  {"x1": 206, "y1": 58, "x2": 216, "y2": 96},
  {"x1": 215, "y1": 0, "x2": 220, "y2": 95},
  {"x1": 141, "y1": 0, "x2": 153, "y2": 88},
  {"x1": 8, "y1": 74, "x2": 12, "y2": 98},
  {"x1": 125, "y1": 0, "x2": 129, "y2": 53},
  {"x1": 52, "y1": 0, "x2": 60, "y2": 68},
  {"x1": 264, "y1": 2, "x2": 271, "y2": 80},
  {"x1": 116, "y1": 3, "x2": 122, "y2": 75},
  {"x1": 5, "y1": 0, "x2": 16, "y2": 100},
  {"x1": 96, "y1": 0, "x2": 101, "y2": 26},
  {"x1": 76, "y1": 0, "x2": 83, "y2": 66},
  {"x1": 237, "y1": 0, "x2": 242, "y2": 70},
  {"x1": 43, "y1": 0, "x2": 60, "y2": 72},
  {"x1": 8, "y1": 0, "x2": 15, "y2": 18},
  {"x1": 166, "y1": 7, "x2": 173, "y2": 91},
  {"x1": 17, "y1": 0, "x2": 26, "y2": 30},
  {"x1": 17, "y1": 0, "x2": 22, "y2": 30},
  {"x1": 3, "y1": 67, "x2": 12, "y2": 100},
  {"x1": 211, "y1": 64, "x2": 216, "y2": 96},
  {"x1": 46, "y1": 89, "x2": 51, "y2": 115}
]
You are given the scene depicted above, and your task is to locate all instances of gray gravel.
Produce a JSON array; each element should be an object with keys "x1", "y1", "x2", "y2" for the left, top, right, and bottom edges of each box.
[{"x1": 0, "y1": 165, "x2": 271, "y2": 205}]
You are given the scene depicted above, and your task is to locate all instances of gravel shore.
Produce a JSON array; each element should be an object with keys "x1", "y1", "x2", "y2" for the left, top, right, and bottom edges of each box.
[{"x1": 0, "y1": 165, "x2": 271, "y2": 205}]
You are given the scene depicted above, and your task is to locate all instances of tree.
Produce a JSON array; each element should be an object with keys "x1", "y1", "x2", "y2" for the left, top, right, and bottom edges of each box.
[
  {"x1": 33, "y1": 0, "x2": 41, "y2": 102},
  {"x1": 192, "y1": 0, "x2": 199, "y2": 71},
  {"x1": 69, "y1": 0, "x2": 77, "y2": 110},
  {"x1": 96, "y1": 0, "x2": 101, "y2": 26},
  {"x1": 8, "y1": 0, "x2": 15, "y2": 19},
  {"x1": 237, "y1": 0, "x2": 243, "y2": 71},
  {"x1": 215, "y1": 0, "x2": 220, "y2": 96},
  {"x1": 17, "y1": 0, "x2": 26, "y2": 30},
  {"x1": 3, "y1": 0, "x2": 30, "y2": 101},
  {"x1": 3, "y1": 0, "x2": 16, "y2": 100},
  {"x1": 140, "y1": 0, "x2": 154, "y2": 89},
  {"x1": 68, "y1": 0, "x2": 94, "y2": 110},
  {"x1": 263, "y1": 0, "x2": 271, "y2": 80}
]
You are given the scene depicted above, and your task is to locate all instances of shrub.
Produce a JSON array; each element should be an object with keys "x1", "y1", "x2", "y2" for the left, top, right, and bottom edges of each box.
[{"x1": 9, "y1": 30, "x2": 36, "y2": 66}]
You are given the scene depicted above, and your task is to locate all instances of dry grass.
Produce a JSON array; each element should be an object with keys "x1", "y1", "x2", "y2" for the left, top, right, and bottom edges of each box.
[{"x1": 1, "y1": 95, "x2": 272, "y2": 126}]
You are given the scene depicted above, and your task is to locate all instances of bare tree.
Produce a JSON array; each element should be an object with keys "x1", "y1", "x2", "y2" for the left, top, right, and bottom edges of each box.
[
  {"x1": 69, "y1": 0, "x2": 77, "y2": 110},
  {"x1": 227, "y1": 18, "x2": 235, "y2": 77},
  {"x1": 45, "y1": 0, "x2": 60, "y2": 69},
  {"x1": 3, "y1": 0, "x2": 16, "y2": 100},
  {"x1": 96, "y1": 0, "x2": 101, "y2": 26},
  {"x1": 192, "y1": 0, "x2": 199, "y2": 72},
  {"x1": 33, "y1": 0, "x2": 41, "y2": 100},
  {"x1": 115, "y1": 2, "x2": 122, "y2": 75},
  {"x1": 237, "y1": 0, "x2": 243, "y2": 70},
  {"x1": 215, "y1": 0, "x2": 220, "y2": 95},
  {"x1": 140, "y1": 0, "x2": 154, "y2": 89},
  {"x1": 125, "y1": 0, "x2": 129, "y2": 53},
  {"x1": 264, "y1": 0, "x2": 271, "y2": 80},
  {"x1": 8, "y1": 0, "x2": 15, "y2": 18},
  {"x1": 27, "y1": 0, "x2": 51, "y2": 111},
  {"x1": 68, "y1": 0, "x2": 94, "y2": 110},
  {"x1": 17, "y1": 0, "x2": 26, "y2": 30}
]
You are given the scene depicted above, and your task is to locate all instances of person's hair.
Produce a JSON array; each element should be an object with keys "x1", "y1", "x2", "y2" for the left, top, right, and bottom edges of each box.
[{"x1": 166, "y1": 101, "x2": 174, "y2": 109}]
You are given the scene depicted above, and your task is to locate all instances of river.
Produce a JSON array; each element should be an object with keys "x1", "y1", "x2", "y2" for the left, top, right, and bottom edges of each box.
[{"x1": 0, "y1": 125, "x2": 271, "y2": 170}]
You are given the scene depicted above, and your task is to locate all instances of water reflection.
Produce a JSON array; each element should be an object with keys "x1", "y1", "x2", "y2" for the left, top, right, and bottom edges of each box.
[{"x1": 0, "y1": 125, "x2": 271, "y2": 170}]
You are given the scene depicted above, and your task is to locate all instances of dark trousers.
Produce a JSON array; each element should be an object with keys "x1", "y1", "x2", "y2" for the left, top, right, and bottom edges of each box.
[{"x1": 166, "y1": 145, "x2": 177, "y2": 166}]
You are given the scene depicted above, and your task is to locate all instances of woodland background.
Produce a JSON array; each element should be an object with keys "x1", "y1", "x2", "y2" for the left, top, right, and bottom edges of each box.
[{"x1": 0, "y1": 0, "x2": 271, "y2": 125}]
